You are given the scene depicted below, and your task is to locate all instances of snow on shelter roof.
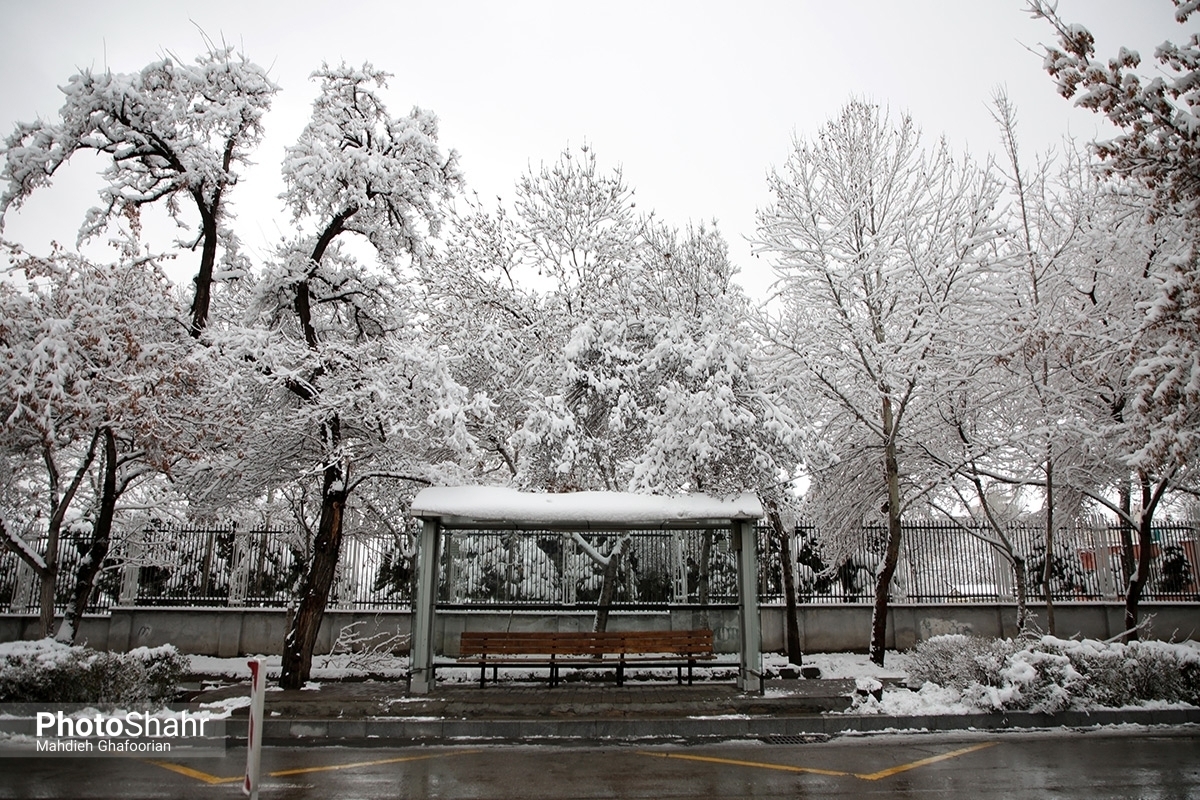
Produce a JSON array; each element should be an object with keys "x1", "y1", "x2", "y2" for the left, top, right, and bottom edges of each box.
[{"x1": 410, "y1": 486, "x2": 764, "y2": 529}]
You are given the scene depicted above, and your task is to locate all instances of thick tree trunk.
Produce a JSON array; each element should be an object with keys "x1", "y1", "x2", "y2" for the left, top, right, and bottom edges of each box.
[
  {"x1": 280, "y1": 463, "x2": 348, "y2": 689},
  {"x1": 37, "y1": 571, "x2": 57, "y2": 639},
  {"x1": 1013, "y1": 554, "x2": 1029, "y2": 634},
  {"x1": 770, "y1": 507, "x2": 803, "y2": 666},
  {"x1": 697, "y1": 530, "x2": 713, "y2": 630},
  {"x1": 593, "y1": 536, "x2": 627, "y2": 634},
  {"x1": 189, "y1": 207, "x2": 219, "y2": 338},
  {"x1": 1123, "y1": 513, "x2": 1154, "y2": 640},
  {"x1": 276, "y1": 208, "x2": 362, "y2": 688},
  {"x1": 55, "y1": 428, "x2": 116, "y2": 644},
  {"x1": 869, "y1": 398, "x2": 903, "y2": 667},
  {"x1": 1123, "y1": 473, "x2": 1159, "y2": 640}
]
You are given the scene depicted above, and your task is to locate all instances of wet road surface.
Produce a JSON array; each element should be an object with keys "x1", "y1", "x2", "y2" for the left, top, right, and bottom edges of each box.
[{"x1": 0, "y1": 728, "x2": 1196, "y2": 799}]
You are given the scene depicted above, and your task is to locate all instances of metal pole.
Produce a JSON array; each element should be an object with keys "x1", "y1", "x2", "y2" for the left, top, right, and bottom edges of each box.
[
  {"x1": 409, "y1": 519, "x2": 441, "y2": 694},
  {"x1": 243, "y1": 657, "x2": 266, "y2": 799},
  {"x1": 734, "y1": 520, "x2": 763, "y2": 694}
]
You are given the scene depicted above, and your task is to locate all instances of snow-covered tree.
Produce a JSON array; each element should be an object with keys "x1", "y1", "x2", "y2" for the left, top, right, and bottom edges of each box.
[
  {"x1": 420, "y1": 192, "x2": 546, "y2": 481},
  {"x1": 1028, "y1": 2, "x2": 1200, "y2": 634},
  {"x1": 0, "y1": 47, "x2": 277, "y2": 336},
  {"x1": 514, "y1": 144, "x2": 640, "y2": 319},
  {"x1": 508, "y1": 148, "x2": 800, "y2": 499},
  {"x1": 428, "y1": 146, "x2": 804, "y2": 631},
  {"x1": 0, "y1": 244, "x2": 219, "y2": 640},
  {"x1": 755, "y1": 101, "x2": 1003, "y2": 665},
  {"x1": 1030, "y1": 0, "x2": 1200, "y2": 216},
  {"x1": 222, "y1": 63, "x2": 471, "y2": 689}
]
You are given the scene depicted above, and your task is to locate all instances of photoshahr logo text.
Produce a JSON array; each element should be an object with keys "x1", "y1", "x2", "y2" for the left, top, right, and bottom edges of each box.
[{"x1": 33, "y1": 710, "x2": 210, "y2": 752}]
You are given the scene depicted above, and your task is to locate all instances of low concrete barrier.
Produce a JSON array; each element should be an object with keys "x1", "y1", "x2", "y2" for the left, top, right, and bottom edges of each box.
[{"x1": 0, "y1": 603, "x2": 1195, "y2": 656}]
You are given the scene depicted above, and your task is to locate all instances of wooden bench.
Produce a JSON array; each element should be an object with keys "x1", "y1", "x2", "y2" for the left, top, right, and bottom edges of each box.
[{"x1": 455, "y1": 629, "x2": 716, "y2": 687}]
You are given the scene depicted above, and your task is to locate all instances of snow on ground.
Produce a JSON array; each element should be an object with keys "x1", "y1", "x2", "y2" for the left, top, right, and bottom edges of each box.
[
  {"x1": 188, "y1": 653, "x2": 410, "y2": 681},
  {"x1": 762, "y1": 650, "x2": 911, "y2": 681},
  {"x1": 187, "y1": 651, "x2": 907, "y2": 689},
  {"x1": 187, "y1": 652, "x2": 903, "y2": 686},
  {"x1": 185, "y1": 646, "x2": 1198, "y2": 719}
]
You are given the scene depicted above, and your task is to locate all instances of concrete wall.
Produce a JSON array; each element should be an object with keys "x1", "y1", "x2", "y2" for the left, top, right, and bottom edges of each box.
[{"x1": 1, "y1": 603, "x2": 1196, "y2": 656}]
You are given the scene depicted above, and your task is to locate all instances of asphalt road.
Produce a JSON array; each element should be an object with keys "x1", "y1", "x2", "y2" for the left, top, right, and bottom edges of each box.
[{"x1": 0, "y1": 729, "x2": 1196, "y2": 799}]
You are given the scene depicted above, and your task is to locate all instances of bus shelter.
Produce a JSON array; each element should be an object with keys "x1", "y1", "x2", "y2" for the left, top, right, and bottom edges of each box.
[{"x1": 407, "y1": 486, "x2": 764, "y2": 694}]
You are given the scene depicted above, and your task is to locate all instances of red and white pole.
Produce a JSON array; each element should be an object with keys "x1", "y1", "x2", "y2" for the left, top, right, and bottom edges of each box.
[{"x1": 243, "y1": 657, "x2": 266, "y2": 799}]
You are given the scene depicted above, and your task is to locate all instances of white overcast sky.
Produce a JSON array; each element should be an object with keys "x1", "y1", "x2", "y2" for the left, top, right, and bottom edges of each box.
[{"x1": 0, "y1": 1, "x2": 1188, "y2": 300}]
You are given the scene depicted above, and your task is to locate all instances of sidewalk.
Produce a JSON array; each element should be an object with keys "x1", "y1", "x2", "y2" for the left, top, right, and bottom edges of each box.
[{"x1": 194, "y1": 678, "x2": 1200, "y2": 745}]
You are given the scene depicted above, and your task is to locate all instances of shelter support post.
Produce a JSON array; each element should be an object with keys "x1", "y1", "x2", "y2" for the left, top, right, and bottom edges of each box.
[
  {"x1": 409, "y1": 519, "x2": 441, "y2": 695},
  {"x1": 734, "y1": 520, "x2": 763, "y2": 693}
]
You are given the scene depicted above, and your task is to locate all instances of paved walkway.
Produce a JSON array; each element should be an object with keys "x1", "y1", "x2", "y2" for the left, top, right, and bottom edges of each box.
[
  {"x1": 196, "y1": 677, "x2": 859, "y2": 718},
  {"x1": 193, "y1": 677, "x2": 1200, "y2": 745}
]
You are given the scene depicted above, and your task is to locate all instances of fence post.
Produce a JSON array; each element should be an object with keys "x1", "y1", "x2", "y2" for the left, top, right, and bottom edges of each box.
[
  {"x1": 1090, "y1": 524, "x2": 1117, "y2": 598},
  {"x1": 9, "y1": 558, "x2": 36, "y2": 614},
  {"x1": 561, "y1": 534, "x2": 576, "y2": 605},
  {"x1": 671, "y1": 530, "x2": 686, "y2": 604},
  {"x1": 334, "y1": 538, "x2": 356, "y2": 609},
  {"x1": 118, "y1": 528, "x2": 143, "y2": 606},
  {"x1": 228, "y1": 531, "x2": 249, "y2": 607},
  {"x1": 992, "y1": 551, "x2": 1014, "y2": 601},
  {"x1": 198, "y1": 526, "x2": 219, "y2": 598}
]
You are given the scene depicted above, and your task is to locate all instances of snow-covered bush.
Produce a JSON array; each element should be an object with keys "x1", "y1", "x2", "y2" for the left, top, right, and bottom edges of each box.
[
  {"x1": 0, "y1": 639, "x2": 186, "y2": 705},
  {"x1": 908, "y1": 634, "x2": 1200, "y2": 712},
  {"x1": 963, "y1": 645, "x2": 1083, "y2": 712},
  {"x1": 1037, "y1": 636, "x2": 1200, "y2": 708},
  {"x1": 907, "y1": 634, "x2": 1017, "y2": 690}
]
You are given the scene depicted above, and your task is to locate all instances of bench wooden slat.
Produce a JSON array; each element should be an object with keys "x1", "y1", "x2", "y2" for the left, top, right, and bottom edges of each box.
[
  {"x1": 459, "y1": 630, "x2": 713, "y2": 654},
  {"x1": 455, "y1": 629, "x2": 716, "y2": 687}
]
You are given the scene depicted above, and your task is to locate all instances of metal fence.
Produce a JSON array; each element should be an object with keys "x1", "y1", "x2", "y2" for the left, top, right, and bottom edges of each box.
[
  {"x1": 0, "y1": 523, "x2": 417, "y2": 615},
  {"x1": 437, "y1": 528, "x2": 742, "y2": 608},
  {"x1": 757, "y1": 521, "x2": 1200, "y2": 605},
  {"x1": 0, "y1": 528, "x2": 124, "y2": 614},
  {"x1": 1, "y1": 519, "x2": 1196, "y2": 615}
]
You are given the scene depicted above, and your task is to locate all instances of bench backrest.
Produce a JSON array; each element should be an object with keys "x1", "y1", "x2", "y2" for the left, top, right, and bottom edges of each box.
[{"x1": 459, "y1": 629, "x2": 714, "y2": 657}]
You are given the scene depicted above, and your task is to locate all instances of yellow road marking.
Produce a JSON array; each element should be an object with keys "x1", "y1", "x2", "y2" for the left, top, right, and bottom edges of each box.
[
  {"x1": 638, "y1": 751, "x2": 851, "y2": 777},
  {"x1": 638, "y1": 740, "x2": 998, "y2": 782},
  {"x1": 855, "y1": 742, "x2": 997, "y2": 781},
  {"x1": 147, "y1": 761, "x2": 242, "y2": 785},
  {"x1": 269, "y1": 750, "x2": 482, "y2": 777},
  {"x1": 148, "y1": 749, "x2": 481, "y2": 785}
]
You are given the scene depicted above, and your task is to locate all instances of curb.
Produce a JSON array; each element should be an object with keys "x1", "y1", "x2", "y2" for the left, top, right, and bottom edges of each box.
[{"x1": 225, "y1": 707, "x2": 1200, "y2": 746}]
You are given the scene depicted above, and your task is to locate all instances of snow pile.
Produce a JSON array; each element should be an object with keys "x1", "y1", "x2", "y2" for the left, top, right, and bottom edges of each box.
[
  {"x1": 0, "y1": 639, "x2": 187, "y2": 705},
  {"x1": 772, "y1": 651, "x2": 910, "y2": 681},
  {"x1": 855, "y1": 682, "x2": 978, "y2": 716}
]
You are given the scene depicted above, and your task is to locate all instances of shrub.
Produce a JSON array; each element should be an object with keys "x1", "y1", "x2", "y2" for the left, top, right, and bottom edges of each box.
[
  {"x1": 1039, "y1": 636, "x2": 1200, "y2": 707},
  {"x1": 907, "y1": 634, "x2": 1017, "y2": 689},
  {"x1": 907, "y1": 634, "x2": 1200, "y2": 712},
  {"x1": 0, "y1": 639, "x2": 187, "y2": 705}
]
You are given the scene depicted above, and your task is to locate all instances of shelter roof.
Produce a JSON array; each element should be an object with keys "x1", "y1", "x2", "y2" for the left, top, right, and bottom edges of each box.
[{"x1": 410, "y1": 486, "x2": 764, "y2": 529}]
